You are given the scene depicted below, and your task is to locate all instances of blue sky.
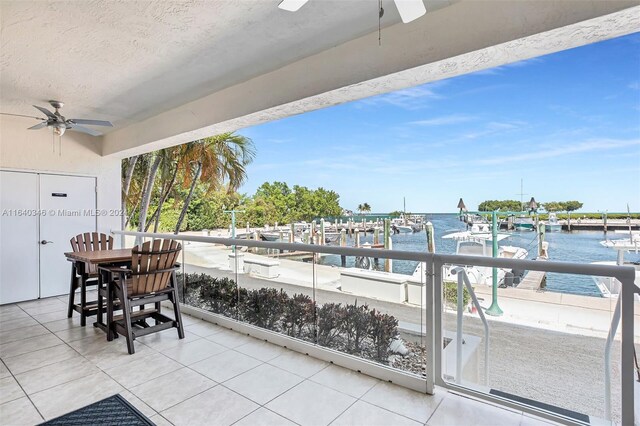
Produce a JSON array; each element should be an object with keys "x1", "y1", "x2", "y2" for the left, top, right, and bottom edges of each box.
[{"x1": 238, "y1": 33, "x2": 640, "y2": 213}]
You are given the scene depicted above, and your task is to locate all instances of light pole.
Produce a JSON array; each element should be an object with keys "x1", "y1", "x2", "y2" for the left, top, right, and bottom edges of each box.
[
  {"x1": 485, "y1": 210, "x2": 503, "y2": 316},
  {"x1": 224, "y1": 209, "x2": 245, "y2": 252}
]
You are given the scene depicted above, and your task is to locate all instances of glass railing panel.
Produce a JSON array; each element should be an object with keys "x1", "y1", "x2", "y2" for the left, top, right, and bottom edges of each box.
[
  {"x1": 439, "y1": 263, "x2": 622, "y2": 423},
  {"x1": 175, "y1": 238, "x2": 239, "y2": 319},
  {"x1": 315, "y1": 251, "x2": 429, "y2": 377},
  {"x1": 234, "y1": 245, "x2": 317, "y2": 343}
]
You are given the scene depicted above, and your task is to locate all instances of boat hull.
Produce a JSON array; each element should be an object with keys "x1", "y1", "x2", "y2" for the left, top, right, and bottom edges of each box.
[
  {"x1": 514, "y1": 223, "x2": 535, "y2": 231},
  {"x1": 545, "y1": 224, "x2": 562, "y2": 232}
]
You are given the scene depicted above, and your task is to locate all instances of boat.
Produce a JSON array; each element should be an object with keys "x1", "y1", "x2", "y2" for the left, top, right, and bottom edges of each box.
[
  {"x1": 545, "y1": 213, "x2": 562, "y2": 232},
  {"x1": 259, "y1": 231, "x2": 303, "y2": 243},
  {"x1": 412, "y1": 229, "x2": 528, "y2": 286},
  {"x1": 391, "y1": 217, "x2": 413, "y2": 234},
  {"x1": 463, "y1": 213, "x2": 489, "y2": 226},
  {"x1": 590, "y1": 231, "x2": 640, "y2": 299},
  {"x1": 513, "y1": 215, "x2": 535, "y2": 231}
]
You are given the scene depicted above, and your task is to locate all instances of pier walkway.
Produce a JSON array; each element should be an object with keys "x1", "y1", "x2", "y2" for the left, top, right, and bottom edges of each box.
[{"x1": 517, "y1": 270, "x2": 547, "y2": 290}]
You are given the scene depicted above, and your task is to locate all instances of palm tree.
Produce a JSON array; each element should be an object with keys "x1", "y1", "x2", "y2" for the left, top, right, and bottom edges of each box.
[
  {"x1": 121, "y1": 155, "x2": 139, "y2": 229},
  {"x1": 137, "y1": 152, "x2": 162, "y2": 233},
  {"x1": 145, "y1": 147, "x2": 181, "y2": 232},
  {"x1": 173, "y1": 133, "x2": 255, "y2": 233},
  {"x1": 357, "y1": 203, "x2": 371, "y2": 216}
]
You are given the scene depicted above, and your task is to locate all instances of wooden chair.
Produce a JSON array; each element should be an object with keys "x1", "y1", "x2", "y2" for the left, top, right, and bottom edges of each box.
[
  {"x1": 68, "y1": 232, "x2": 113, "y2": 326},
  {"x1": 100, "y1": 239, "x2": 184, "y2": 354}
]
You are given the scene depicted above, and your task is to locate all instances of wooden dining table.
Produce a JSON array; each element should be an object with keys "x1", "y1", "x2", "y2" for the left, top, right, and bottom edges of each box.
[{"x1": 64, "y1": 249, "x2": 132, "y2": 334}]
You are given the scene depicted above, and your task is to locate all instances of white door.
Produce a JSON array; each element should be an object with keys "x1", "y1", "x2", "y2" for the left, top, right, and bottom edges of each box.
[
  {"x1": 39, "y1": 174, "x2": 96, "y2": 298},
  {"x1": 0, "y1": 171, "x2": 40, "y2": 304}
]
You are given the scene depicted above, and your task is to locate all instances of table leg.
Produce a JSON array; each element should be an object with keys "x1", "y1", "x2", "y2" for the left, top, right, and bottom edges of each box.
[
  {"x1": 95, "y1": 269, "x2": 104, "y2": 330},
  {"x1": 67, "y1": 263, "x2": 76, "y2": 318},
  {"x1": 80, "y1": 273, "x2": 87, "y2": 327},
  {"x1": 106, "y1": 273, "x2": 114, "y2": 341}
]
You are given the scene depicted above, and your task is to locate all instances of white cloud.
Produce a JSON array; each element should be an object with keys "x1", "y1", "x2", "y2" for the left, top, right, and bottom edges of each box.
[
  {"x1": 471, "y1": 57, "x2": 544, "y2": 76},
  {"x1": 476, "y1": 138, "x2": 640, "y2": 166},
  {"x1": 356, "y1": 82, "x2": 446, "y2": 110},
  {"x1": 409, "y1": 114, "x2": 476, "y2": 126}
]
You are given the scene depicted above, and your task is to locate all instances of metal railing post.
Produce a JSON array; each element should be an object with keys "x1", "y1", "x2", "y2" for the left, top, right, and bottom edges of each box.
[
  {"x1": 425, "y1": 255, "x2": 435, "y2": 394},
  {"x1": 620, "y1": 273, "x2": 635, "y2": 426},
  {"x1": 456, "y1": 271, "x2": 464, "y2": 384},
  {"x1": 433, "y1": 257, "x2": 444, "y2": 387},
  {"x1": 604, "y1": 296, "x2": 621, "y2": 419}
]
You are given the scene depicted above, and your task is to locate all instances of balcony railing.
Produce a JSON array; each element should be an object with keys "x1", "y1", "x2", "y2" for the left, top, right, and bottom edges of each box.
[{"x1": 112, "y1": 229, "x2": 637, "y2": 425}]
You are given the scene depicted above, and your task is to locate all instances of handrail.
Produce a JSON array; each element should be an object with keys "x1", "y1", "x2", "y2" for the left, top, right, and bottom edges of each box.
[
  {"x1": 452, "y1": 267, "x2": 490, "y2": 385},
  {"x1": 111, "y1": 230, "x2": 635, "y2": 280}
]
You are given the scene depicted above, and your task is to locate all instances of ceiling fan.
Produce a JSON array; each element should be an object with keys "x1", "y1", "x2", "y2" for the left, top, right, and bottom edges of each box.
[
  {"x1": 278, "y1": 0, "x2": 427, "y2": 23},
  {"x1": 1, "y1": 100, "x2": 113, "y2": 137}
]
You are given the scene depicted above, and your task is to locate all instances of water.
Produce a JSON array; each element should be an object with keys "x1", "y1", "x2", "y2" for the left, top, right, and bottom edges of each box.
[{"x1": 317, "y1": 214, "x2": 638, "y2": 297}]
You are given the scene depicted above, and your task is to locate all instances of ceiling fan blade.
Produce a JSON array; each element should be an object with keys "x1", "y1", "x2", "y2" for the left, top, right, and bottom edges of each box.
[
  {"x1": 278, "y1": 0, "x2": 308, "y2": 12},
  {"x1": 394, "y1": 0, "x2": 426, "y2": 23},
  {"x1": 69, "y1": 119, "x2": 113, "y2": 127},
  {"x1": 68, "y1": 125, "x2": 101, "y2": 137},
  {"x1": 27, "y1": 122, "x2": 49, "y2": 130},
  {"x1": 33, "y1": 105, "x2": 57, "y2": 119},
  {"x1": 0, "y1": 112, "x2": 46, "y2": 120}
]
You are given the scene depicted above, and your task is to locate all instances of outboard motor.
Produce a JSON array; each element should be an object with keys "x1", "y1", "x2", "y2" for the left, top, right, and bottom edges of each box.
[{"x1": 511, "y1": 269, "x2": 525, "y2": 284}]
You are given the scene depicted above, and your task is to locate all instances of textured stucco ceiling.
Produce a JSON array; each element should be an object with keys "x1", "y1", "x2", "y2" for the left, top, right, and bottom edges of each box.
[{"x1": 0, "y1": 0, "x2": 454, "y2": 132}]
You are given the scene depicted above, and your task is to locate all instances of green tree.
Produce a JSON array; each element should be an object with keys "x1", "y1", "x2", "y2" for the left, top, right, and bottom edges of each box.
[
  {"x1": 542, "y1": 201, "x2": 563, "y2": 212},
  {"x1": 478, "y1": 200, "x2": 522, "y2": 212},
  {"x1": 254, "y1": 182, "x2": 294, "y2": 223},
  {"x1": 562, "y1": 201, "x2": 583, "y2": 213}
]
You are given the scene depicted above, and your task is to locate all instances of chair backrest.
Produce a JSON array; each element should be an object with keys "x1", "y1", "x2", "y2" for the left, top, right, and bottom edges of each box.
[
  {"x1": 70, "y1": 232, "x2": 114, "y2": 274},
  {"x1": 129, "y1": 239, "x2": 181, "y2": 296},
  {"x1": 70, "y1": 232, "x2": 114, "y2": 252}
]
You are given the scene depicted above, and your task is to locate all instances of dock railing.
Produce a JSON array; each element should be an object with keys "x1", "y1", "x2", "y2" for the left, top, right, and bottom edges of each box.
[{"x1": 112, "y1": 230, "x2": 636, "y2": 425}]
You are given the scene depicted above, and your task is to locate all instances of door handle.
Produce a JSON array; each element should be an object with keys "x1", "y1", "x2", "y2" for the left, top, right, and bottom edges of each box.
[{"x1": 40, "y1": 240, "x2": 53, "y2": 245}]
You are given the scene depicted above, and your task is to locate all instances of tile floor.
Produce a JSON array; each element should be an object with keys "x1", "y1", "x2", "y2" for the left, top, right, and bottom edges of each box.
[{"x1": 0, "y1": 295, "x2": 556, "y2": 426}]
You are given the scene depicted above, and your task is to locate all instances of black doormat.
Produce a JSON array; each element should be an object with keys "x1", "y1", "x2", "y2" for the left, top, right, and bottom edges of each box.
[
  {"x1": 489, "y1": 388, "x2": 589, "y2": 423},
  {"x1": 39, "y1": 394, "x2": 155, "y2": 426}
]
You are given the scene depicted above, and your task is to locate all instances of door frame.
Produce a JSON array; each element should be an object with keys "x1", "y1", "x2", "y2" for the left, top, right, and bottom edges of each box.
[{"x1": 0, "y1": 168, "x2": 98, "y2": 299}]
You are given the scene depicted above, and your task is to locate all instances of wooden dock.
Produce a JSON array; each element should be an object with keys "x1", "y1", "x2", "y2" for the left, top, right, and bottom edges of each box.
[{"x1": 517, "y1": 270, "x2": 547, "y2": 290}]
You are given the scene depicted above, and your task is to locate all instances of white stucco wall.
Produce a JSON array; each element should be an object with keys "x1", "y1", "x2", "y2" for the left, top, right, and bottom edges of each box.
[{"x1": 0, "y1": 116, "x2": 121, "y2": 239}]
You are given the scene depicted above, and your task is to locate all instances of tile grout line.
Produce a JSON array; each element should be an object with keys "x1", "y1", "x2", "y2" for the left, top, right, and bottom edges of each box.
[
  {"x1": 1, "y1": 304, "x2": 48, "y2": 422},
  {"x1": 423, "y1": 393, "x2": 446, "y2": 425}
]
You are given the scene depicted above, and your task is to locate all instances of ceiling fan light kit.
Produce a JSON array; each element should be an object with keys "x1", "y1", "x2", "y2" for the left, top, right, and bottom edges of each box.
[{"x1": 0, "y1": 100, "x2": 113, "y2": 155}]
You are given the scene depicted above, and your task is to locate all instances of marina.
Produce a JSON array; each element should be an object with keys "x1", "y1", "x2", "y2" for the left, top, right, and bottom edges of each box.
[{"x1": 206, "y1": 213, "x2": 640, "y2": 298}]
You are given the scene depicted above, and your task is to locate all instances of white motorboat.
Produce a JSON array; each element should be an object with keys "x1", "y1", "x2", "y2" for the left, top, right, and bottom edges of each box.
[
  {"x1": 413, "y1": 230, "x2": 528, "y2": 286},
  {"x1": 391, "y1": 217, "x2": 413, "y2": 234},
  {"x1": 513, "y1": 215, "x2": 535, "y2": 231},
  {"x1": 545, "y1": 212, "x2": 562, "y2": 232},
  {"x1": 591, "y1": 231, "x2": 640, "y2": 299}
]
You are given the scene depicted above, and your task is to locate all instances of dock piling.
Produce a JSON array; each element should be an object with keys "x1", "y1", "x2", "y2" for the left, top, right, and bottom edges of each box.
[{"x1": 340, "y1": 229, "x2": 346, "y2": 267}]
